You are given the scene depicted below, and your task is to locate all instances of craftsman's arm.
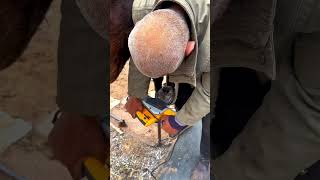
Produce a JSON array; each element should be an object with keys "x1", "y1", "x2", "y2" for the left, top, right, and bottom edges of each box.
[
  {"x1": 152, "y1": 0, "x2": 211, "y2": 125},
  {"x1": 127, "y1": 59, "x2": 151, "y2": 99},
  {"x1": 176, "y1": 72, "x2": 210, "y2": 125}
]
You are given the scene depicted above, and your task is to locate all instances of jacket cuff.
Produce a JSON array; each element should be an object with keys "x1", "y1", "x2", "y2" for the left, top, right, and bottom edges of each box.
[{"x1": 168, "y1": 116, "x2": 186, "y2": 130}]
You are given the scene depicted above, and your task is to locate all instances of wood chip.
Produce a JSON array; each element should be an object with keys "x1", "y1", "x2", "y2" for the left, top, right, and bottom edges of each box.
[{"x1": 110, "y1": 97, "x2": 120, "y2": 110}]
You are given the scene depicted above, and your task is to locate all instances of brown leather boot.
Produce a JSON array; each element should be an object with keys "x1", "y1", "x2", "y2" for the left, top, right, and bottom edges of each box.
[{"x1": 48, "y1": 111, "x2": 108, "y2": 180}]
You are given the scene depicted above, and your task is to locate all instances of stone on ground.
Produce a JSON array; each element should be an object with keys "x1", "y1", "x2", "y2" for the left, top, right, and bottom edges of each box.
[{"x1": 0, "y1": 112, "x2": 32, "y2": 154}]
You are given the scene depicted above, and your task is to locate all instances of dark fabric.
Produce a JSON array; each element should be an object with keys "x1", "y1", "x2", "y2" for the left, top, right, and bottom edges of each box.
[
  {"x1": 200, "y1": 113, "x2": 211, "y2": 160},
  {"x1": 212, "y1": 68, "x2": 270, "y2": 158},
  {"x1": 57, "y1": 0, "x2": 108, "y2": 116},
  {"x1": 153, "y1": 77, "x2": 164, "y2": 93},
  {"x1": 296, "y1": 161, "x2": 320, "y2": 180},
  {"x1": 174, "y1": 83, "x2": 194, "y2": 111},
  {"x1": 213, "y1": 0, "x2": 320, "y2": 177}
]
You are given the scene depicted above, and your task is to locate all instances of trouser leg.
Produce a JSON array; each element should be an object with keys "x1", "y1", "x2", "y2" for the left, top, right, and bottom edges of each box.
[
  {"x1": 57, "y1": 0, "x2": 108, "y2": 116},
  {"x1": 213, "y1": 68, "x2": 269, "y2": 158},
  {"x1": 174, "y1": 83, "x2": 194, "y2": 111},
  {"x1": 153, "y1": 77, "x2": 164, "y2": 92}
]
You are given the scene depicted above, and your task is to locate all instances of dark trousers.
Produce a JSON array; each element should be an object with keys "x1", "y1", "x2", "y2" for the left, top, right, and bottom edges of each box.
[
  {"x1": 213, "y1": 68, "x2": 270, "y2": 158},
  {"x1": 200, "y1": 113, "x2": 211, "y2": 160},
  {"x1": 57, "y1": 0, "x2": 108, "y2": 116}
]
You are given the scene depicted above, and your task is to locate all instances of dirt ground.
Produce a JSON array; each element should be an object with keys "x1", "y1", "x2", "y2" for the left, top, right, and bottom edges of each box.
[
  {"x1": 0, "y1": 0, "x2": 60, "y2": 123},
  {"x1": 0, "y1": 0, "x2": 74, "y2": 179},
  {"x1": 0, "y1": 0, "x2": 174, "y2": 179}
]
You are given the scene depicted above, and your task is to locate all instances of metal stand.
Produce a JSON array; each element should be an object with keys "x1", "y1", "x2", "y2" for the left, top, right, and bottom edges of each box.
[{"x1": 157, "y1": 121, "x2": 162, "y2": 146}]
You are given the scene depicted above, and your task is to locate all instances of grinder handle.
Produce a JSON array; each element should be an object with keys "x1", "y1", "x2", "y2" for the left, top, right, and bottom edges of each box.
[{"x1": 161, "y1": 109, "x2": 177, "y2": 117}]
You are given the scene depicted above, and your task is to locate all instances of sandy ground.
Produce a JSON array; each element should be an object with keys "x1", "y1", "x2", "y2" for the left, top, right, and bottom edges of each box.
[
  {"x1": 0, "y1": 0, "x2": 74, "y2": 179},
  {"x1": 0, "y1": 0, "x2": 60, "y2": 123}
]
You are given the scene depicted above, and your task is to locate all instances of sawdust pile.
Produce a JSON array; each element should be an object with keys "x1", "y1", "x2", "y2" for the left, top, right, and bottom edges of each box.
[{"x1": 110, "y1": 128, "x2": 172, "y2": 179}]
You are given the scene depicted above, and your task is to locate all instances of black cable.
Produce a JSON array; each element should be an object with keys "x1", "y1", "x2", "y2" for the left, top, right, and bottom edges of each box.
[{"x1": 150, "y1": 134, "x2": 181, "y2": 180}]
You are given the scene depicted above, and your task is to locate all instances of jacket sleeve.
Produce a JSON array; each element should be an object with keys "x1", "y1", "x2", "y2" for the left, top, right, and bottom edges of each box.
[
  {"x1": 128, "y1": 59, "x2": 151, "y2": 99},
  {"x1": 176, "y1": 72, "x2": 210, "y2": 125}
]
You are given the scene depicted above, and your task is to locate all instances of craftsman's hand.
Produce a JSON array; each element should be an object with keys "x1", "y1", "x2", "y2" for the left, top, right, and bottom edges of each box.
[
  {"x1": 161, "y1": 115, "x2": 187, "y2": 136},
  {"x1": 125, "y1": 96, "x2": 143, "y2": 118},
  {"x1": 48, "y1": 112, "x2": 108, "y2": 180}
]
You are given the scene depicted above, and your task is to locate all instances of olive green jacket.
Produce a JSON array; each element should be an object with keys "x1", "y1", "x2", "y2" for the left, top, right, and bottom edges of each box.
[
  {"x1": 128, "y1": 0, "x2": 210, "y2": 125},
  {"x1": 212, "y1": 0, "x2": 277, "y2": 80},
  {"x1": 212, "y1": 1, "x2": 320, "y2": 180}
]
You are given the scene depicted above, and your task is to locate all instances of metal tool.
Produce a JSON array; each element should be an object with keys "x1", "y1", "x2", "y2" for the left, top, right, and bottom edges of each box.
[
  {"x1": 136, "y1": 97, "x2": 176, "y2": 127},
  {"x1": 110, "y1": 113, "x2": 127, "y2": 127},
  {"x1": 82, "y1": 158, "x2": 109, "y2": 180},
  {"x1": 135, "y1": 96, "x2": 176, "y2": 145},
  {"x1": 81, "y1": 117, "x2": 109, "y2": 180}
]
